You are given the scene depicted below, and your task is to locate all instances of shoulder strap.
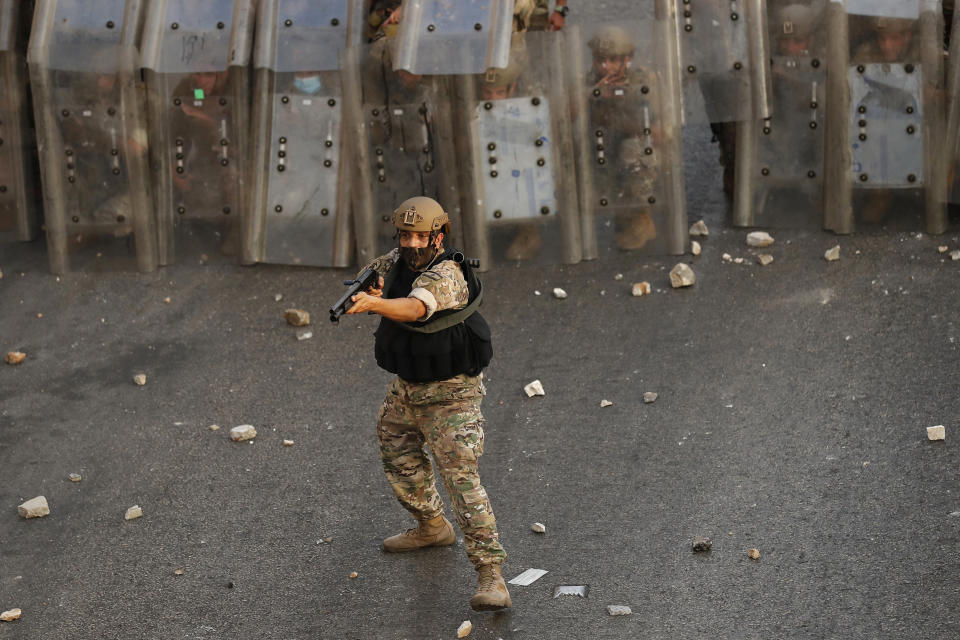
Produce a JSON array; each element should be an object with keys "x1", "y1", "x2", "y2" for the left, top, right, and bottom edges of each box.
[{"x1": 391, "y1": 282, "x2": 483, "y2": 334}]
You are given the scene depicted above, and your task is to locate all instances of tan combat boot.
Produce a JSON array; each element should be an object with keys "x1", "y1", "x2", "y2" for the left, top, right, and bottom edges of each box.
[
  {"x1": 470, "y1": 564, "x2": 512, "y2": 611},
  {"x1": 382, "y1": 515, "x2": 455, "y2": 552}
]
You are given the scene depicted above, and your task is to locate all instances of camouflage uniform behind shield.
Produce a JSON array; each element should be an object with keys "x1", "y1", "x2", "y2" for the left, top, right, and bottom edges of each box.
[
  {"x1": 245, "y1": 0, "x2": 352, "y2": 267},
  {"x1": 141, "y1": 0, "x2": 255, "y2": 265},
  {"x1": 27, "y1": 0, "x2": 156, "y2": 273},
  {"x1": 734, "y1": 2, "x2": 827, "y2": 229},
  {"x1": 572, "y1": 19, "x2": 687, "y2": 258},
  {"x1": 824, "y1": 1, "x2": 946, "y2": 233},
  {"x1": 0, "y1": 0, "x2": 41, "y2": 243}
]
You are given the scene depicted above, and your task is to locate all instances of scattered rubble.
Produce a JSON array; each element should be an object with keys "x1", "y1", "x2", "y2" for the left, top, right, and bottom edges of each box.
[
  {"x1": 296, "y1": 329, "x2": 313, "y2": 341},
  {"x1": 283, "y1": 439, "x2": 295, "y2": 447},
  {"x1": 0, "y1": 609, "x2": 21, "y2": 622},
  {"x1": 600, "y1": 400, "x2": 613, "y2": 408},
  {"x1": 133, "y1": 374, "x2": 147, "y2": 386},
  {"x1": 746, "y1": 231, "x2": 775, "y2": 247},
  {"x1": 174, "y1": 568, "x2": 184, "y2": 576},
  {"x1": 523, "y1": 380, "x2": 545, "y2": 397},
  {"x1": 721, "y1": 253, "x2": 732, "y2": 262},
  {"x1": 531, "y1": 522, "x2": 546, "y2": 533},
  {"x1": 230, "y1": 425, "x2": 257, "y2": 442},
  {"x1": 163, "y1": 297, "x2": 171, "y2": 304},
  {"x1": 614, "y1": 273, "x2": 624, "y2": 281},
  {"x1": 554, "y1": 585, "x2": 589, "y2": 598},
  {"x1": 349, "y1": 572, "x2": 358, "y2": 579},
  {"x1": 689, "y1": 220, "x2": 709, "y2": 236},
  {"x1": 938, "y1": 246, "x2": 949, "y2": 254},
  {"x1": 631, "y1": 282, "x2": 651, "y2": 297},
  {"x1": 669, "y1": 263, "x2": 695, "y2": 288},
  {"x1": 607, "y1": 605, "x2": 632, "y2": 616},
  {"x1": 643, "y1": 392, "x2": 658, "y2": 404},
  {"x1": 757, "y1": 254, "x2": 774, "y2": 266},
  {"x1": 68, "y1": 473, "x2": 82, "y2": 483},
  {"x1": 5, "y1": 352, "x2": 26, "y2": 365},
  {"x1": 552, "y1": 287, "x2": 567, "y2": 299},
  {"x1": 692, "y1": 536, "x2": 712, "y2": 553},
  {"x1": 952, "y1": 250, "x2": 960, "y2": 261},
  {"x1": 691, "y1": 240, "x2": 702, "y2": 256},
  {"x1": 284, "y1": 309, "x2": 311, "y2": 326},
  {"x1": 927, "y1": 425, "x2": 946, "y2": 441},
  {"x1": 18, "y1": 496, "x2": 49, "y2": 519},
  {"x1": 824, "y1": 246, "x2": 840, "y2": 261},
  {"x1": 457, "y1": 620, "x2": 472, "y2": 638},
  {"x1": 748, "y1": 548, "x2": 760, "y2": 560},
  {"x1": 274, "y1": 293, "x2": 283, "y2": 302},
  {"x1": 733, "y1": 257, "x2": 744, "y2": 264},
  {"x1": 208, "y1": 424, "x2": 221, "y2": 431},
  {"x1": 125, "y1": 505, "x2": 143, "y2": 520}
]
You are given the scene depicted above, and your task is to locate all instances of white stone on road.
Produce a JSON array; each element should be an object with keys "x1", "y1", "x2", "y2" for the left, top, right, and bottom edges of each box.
[
  {"x1": 18, "y1": 496, "x2": 49, "y2": 519},
  {"x1": 669, "y1": 263, "x2": 695, "y2": 288},
  {"x1": 746, "y1": 231, "x2": 775, "y2": 247},
  {"x1": 524, "y1": 380, "x2": 545, "y2": 397},
  {"x1": 230, "y1": 425, "x2": 257, "y2": 442}
]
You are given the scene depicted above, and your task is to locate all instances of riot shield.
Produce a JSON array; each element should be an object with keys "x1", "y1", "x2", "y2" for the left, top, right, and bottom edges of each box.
[
  {"x1": 452, "y1": 31, "x2": 580, "y2": 266},
  {"x1": 676, "y1": 0, "x2": 771, "y2": 124},
  {"x1": 733, "y1": 0, "x2": 827, "y2": 229},
  {"x1": 571, "y1": 16, "x2": 687, "y2": 259},
  {"x1": 0, "y1": 0, "x2": 40, "y2": 243},
  {"x1": 27, "y1": 0, "x2": 156, "y2": 273},
  {"x1": 824, "y1": 0, "x2": 946, "y2": 233},
  {"x1": 245, "y1": 0, "x2": 353, "y2": 267},
  {"x1": 393, "y1": 0, "x2": 513, "y2": 75},
  {"x1": 141, "y1": 0, "x2": 255, "y2": 265},
  {"x1": 344, "y1": 36, "x2": 460, "y2": 262}
]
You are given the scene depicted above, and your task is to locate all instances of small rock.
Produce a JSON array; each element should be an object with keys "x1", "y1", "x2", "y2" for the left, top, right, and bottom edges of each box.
[
  {"x1": 324, "y1": 536, "x2": 333, "y2": 543},
  {"x1": 0, "y1": 608, "x2": 21, "y2": 622},
  {"x1": 689, "y1": 220, "x2": 709, "y2": 236},
  {"x1": 524, "y1": 380, "x2": 545, "y2": 397},
  {"x1": 208, "y1": 424, "x2": 221, "y2": 431},
  {"x1": 692, "y1": 536, "x2": 712, "y2": 552},
  {"x1": 927, "y1": 425, "x2": 945, "y2": 441},
  {"x1": 669, "y1": 263, "x2": 695, "y2": 288},
  {"x1": 5, "y1": 352, "x2": 26, "y2": 365},
  {"x1": 748, "y1": 548, "x2": 760, "y2": 560},
  {"x1": 133, "y1": 374, "x2": 147, "y2": 386},
  {"x1": 17, "y1": 496, "x2": 49, "y2": 519},
  {"x1": 163, "y1": 297, "x2": 171, "y2": 304},
  {"x1": 614, "y1": 273, "x2": 624, "y2": 281},
  {"x1": 552, "y1": 287, "x2": 567, "y2": 299},
  {"x1": 534, "y1": 290, "x2": 541, "y2": 296},
  {"x1": 174, "y1": 568, "x2": 184, "y2": 576},
  {"x1": 746, "y1": 231, "x2": 775, "y2": 247},
  {"x1": 631, "y1": 281, "x2": 651, "y2": 297},
  {"x1": 349, "y1": 572, "x2": 358, "y2": 579},
  {"x1": 691, "y1": 240, "x2": 701, "y2": 256},
  {"x1": 68, "y1": 473, "x2": 82, "y2": 483},
  {"x1": 457, "y1": 620, "x2": 473, "y2": 638},
  {"x1": 824, "y1": 245, "x2": 840, "y2": 261},
  {"x1": 721, "y1": 253, "x2": 732, "y2": 262},
  {"x1": 283, "y1": 439, "x2": 295, "y2": 447},
  {"x1": 230, "y1": 425, "x2": 257, "y2": 442},
  {"x1": 951, "y1": 250, "x2": 960, "y2": 261},
  {"x1": 733, "y1": 257, "x2": 744, "y2": 264},
  {"x1": 284, "y1": 309, "x2": 311, "y2": 326},
  {"x1": 36, "y1": 313, "x2": 43, "y2": 319},
  {"x1": 607, "y1": 605, "x2": 632, "y2": 616},
  {"x1": 600, "y1": 400, "x2": 613, "y2": 408},
  {"x1": 938, "y1": 246, "x2": 948, "y2": 254},
  {"x1": 531, "y1": 522, "x2": 546, "y2": 533},
  {"x1": 274, "y1": 293, "x2": 283, "y2": 302},
  {"x1": 296, "y1": 329, "x2": 313, "y2": 341},
  {"x1": 643, "y1": 392, "x2": 658, "y2": 404},
  {"x1": 757, "y1": 254, "x2": 774, "y2": 266},
  {"x1": 125, "y1": 505, "x2": 143, "y2": 520}
]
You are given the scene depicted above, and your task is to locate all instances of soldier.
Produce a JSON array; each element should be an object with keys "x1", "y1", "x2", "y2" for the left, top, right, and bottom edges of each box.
[
  {"x1": 345, "y1": 196, "x2": 510, "y2": 612},
  {"x1": 529, "y1": 0, "x2": 569, "y2": 31},
  {"x1": 854, "y1": 16, "x2": 921, "y2": 63}
]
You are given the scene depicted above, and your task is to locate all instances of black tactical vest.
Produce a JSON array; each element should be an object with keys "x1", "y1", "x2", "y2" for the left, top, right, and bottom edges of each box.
[{"x1": 374, "y1": 249, "x2": 493, "y2": 383}]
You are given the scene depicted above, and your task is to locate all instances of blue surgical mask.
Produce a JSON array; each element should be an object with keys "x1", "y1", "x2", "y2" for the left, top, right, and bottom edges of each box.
[{"x1": 293, "y1": 75, "x2": 323, "y2": 95}]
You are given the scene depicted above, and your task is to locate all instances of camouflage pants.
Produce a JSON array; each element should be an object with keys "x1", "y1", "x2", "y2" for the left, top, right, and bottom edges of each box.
[{"x1": 377, "y1": 373, "x2": 507, "y2": 568}]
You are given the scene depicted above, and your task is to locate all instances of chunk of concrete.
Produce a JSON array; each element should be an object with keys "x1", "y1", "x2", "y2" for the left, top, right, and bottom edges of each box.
[
  {"x1": 18, "y1": 496, "x2": 49, "y2": 519},
  {"x1": 643, "y1": 392, "x2": 658, "y2": 404},
  {"x1": 457, "y1": 620, "x2": 473, "y2": 638},
  {"x1": 125, "y1": 505, "x2": 143, "y2": 520},
  {"x1": 824, "y1": 246, "x2": 840, "y2": 261},
  {"x1": 607, "y1": 605, "x2": 632, "y2": 616},
  {"x1": 757, "y1": 254, "x2": 774, "y2": 266},
  {"x1": 689, "y1": 220, "x2": 709, "y2": 236},
  {"x1": 552, "y1": 287, "x2": 567, "y2": 299},
  {"x1": 531, "y1": 522, "x2": 546, "y2": 533},
  {"x1": 748, "y1": 548, "x2": 760, "y2": 560},
  {"x1": 5, "y1": 352, "x2": 26, "y2": 365},
  {"x1": 284, "y1": 309, "x2": 311, "y2": 326},
  {"x1": 230, "y1": 425, "x2": 257, "y2": 442},
  {"x1": 691, "y1": 240, "x2": 702, "y2": 256},
  {"x1": 133, "y1": 374, "x2": 147, "y2": 386},
  {"x1": 746, "y1": 231, "x2": 775, "y2": 247},
  {"x1": 524, "y1": 380, "x2": 545, "y2": 397},
  {"x1": 0, "y1": 608, "x2": 21, "y2": 622},
  {"x1": 631, "y1": 282, "x2": 651, "y2": 297},
  {"x1": 600, "y1": 400, "x2": 613, "y2": 408},
  {"x1": 692, "y1": 536, "x2": 712, "y2": 552},
  {"x1": 669, "y1": 263, "x2": 695, "y2": 288},
  {"x1": 927, "y1": 425, "x2": 945, "y2": 441}
]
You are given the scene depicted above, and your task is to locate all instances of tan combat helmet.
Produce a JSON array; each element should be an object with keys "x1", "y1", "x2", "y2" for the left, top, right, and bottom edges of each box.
[
  {"x1": 392, "y1": 196, "x2": 450, "y2": 234},
  {"x1": 779, "y1": 4, "x2": 816, "y2": 37},
  {"x1": 588, "y1": 25, "x2": 636, "y2": 58}
]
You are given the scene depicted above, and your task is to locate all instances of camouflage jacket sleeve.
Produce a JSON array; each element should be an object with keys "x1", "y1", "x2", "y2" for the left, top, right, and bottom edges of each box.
[
  {"x1": 408, "y1": 260, "x2": 469, "y2": 321},
  {"x1": 358, "y1": 248, "x2": 399, "y2": 280}
]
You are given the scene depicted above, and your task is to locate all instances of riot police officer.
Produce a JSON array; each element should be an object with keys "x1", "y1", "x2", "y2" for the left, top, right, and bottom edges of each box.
[{"x1": 346, "y1": 196, "x2": 510, "y2": 612}]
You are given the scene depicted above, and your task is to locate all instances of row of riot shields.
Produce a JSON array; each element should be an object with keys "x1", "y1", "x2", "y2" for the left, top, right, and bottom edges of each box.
[{"x1": 733, "y1": 0, "x2": 950, "y2": 235}]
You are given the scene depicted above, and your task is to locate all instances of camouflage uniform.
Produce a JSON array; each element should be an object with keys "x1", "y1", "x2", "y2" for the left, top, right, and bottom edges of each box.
[{"x1": 362, "y1": 249, "x2": 507, "y2": 568}]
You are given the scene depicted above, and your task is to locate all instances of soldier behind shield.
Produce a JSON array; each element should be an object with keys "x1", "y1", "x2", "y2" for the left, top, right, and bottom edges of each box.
[
  {"x1": 854, "y1": 16, "x2": 921, "y2": 63},
  {"x1": 345, "y1": 196, "x2": 511, "y2": 612}
]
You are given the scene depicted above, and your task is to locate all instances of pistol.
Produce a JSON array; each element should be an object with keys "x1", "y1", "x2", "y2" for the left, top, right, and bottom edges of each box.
[{"x1": 329, "y1": 267, "x2": 380, "y2": 323}]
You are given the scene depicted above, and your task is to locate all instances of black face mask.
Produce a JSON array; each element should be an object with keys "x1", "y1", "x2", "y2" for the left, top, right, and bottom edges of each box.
[{"x1": 400, "y1": 245, "x2": 438, "y2": 271}]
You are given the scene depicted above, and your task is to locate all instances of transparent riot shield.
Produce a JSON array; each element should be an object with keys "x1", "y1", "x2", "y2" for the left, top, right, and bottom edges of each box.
[
  {"x1": 343, "y1": 36, "x2": 460, "y2": 263},
  {"x1": 824, "y1": 0, "x2": 946, "y2": 233},
  {"x1": 393, "y1": 0, "x2": 513, "y2": 75},
  {"x1": 733, "y1": 0, "x2": 827, "y2": 229},
  {"x1": 141, "y1": 0, "x2": 255, "y2": 265},
  {"x1": 0, "y1": 0, "x2": 40, "y2": 243},
  {"x1": 676, "y1": 0, "x2": 771, "y2": 124},
  {"x1": 452, "y1": 31, "x2": 580, "y2": 266},
  {"x1": 27, "y1": 0, "x2": 157, "y2": 273},
  {"x1": 571, "y1": 14, "x2": 687, "y2": 259},
  {"x1": 246, "y1": 0, "x2": 354, "y2": 267}
]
